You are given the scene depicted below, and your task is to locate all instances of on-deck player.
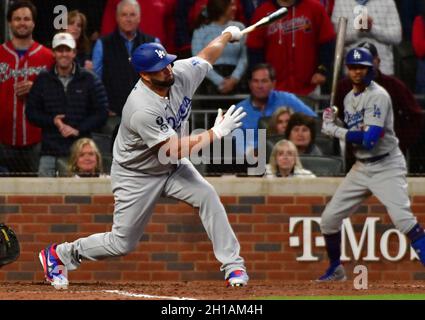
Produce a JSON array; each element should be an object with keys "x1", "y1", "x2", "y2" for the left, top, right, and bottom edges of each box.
[
  {"x1": 39, "y1": 26, "x2": 249, "y2": 289},
  {"x1": 318, "y1": 47, "x2": 425, "y2": 281}
]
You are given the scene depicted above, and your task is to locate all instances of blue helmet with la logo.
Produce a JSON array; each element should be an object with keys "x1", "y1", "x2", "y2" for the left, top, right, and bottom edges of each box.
[
  {"x1": 131, "y1": 42, "x2": 177, "y2": 73},
  {"x1": 345, "y1": 47, "x2": 375, "y2": 85},
  {"x1": 345, "y1": 47, "x2": 373, "y2": 67}
]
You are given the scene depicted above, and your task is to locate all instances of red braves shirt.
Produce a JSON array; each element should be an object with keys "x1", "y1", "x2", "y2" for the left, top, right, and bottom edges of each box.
[
  {"x1": 412, "y1": 15, "x2": 425, "y2": 59},
  {"x1": 246, "y1": 0, "x2": 335, "y2": 95},
  {"x1": 0, "y1": 41, "x2": 54, "y2": 147}
]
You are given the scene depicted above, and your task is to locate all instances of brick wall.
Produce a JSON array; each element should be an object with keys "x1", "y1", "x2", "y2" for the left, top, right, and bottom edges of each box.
[{"x1": 0, "y1": 178, "x2": 425, "y2": 282}]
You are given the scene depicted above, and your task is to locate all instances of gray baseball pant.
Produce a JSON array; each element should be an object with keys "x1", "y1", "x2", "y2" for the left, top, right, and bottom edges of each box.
[
  {"x1": 56, "y1": 158, "x2": 246, "y2": 278},
  {"x1": 320, "y1": 148, "x2": 417, "y2": 235}
]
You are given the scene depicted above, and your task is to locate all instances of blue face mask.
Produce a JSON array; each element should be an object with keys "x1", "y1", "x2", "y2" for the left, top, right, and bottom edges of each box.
[{"x1": 355, "y1": 0, "x2": 369, "y2": 5}]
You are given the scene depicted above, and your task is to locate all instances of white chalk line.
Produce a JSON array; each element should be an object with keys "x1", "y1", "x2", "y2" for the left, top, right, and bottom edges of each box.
[
  {"x1": 103, "y1": 289, "x2": 196, "y2": 300},
  {"x1": 1, "y1": 289, "x2": 196, "y2": 300}
]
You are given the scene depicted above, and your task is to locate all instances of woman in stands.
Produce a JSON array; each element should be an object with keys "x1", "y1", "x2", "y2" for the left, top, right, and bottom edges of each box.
[
  {"x1": 66, "y1": 10, "x2": 93, "y2": 70},
  {"x1": 191, "y1": 0, "x2": 247, "y2": 94},
  {"x1": 268, "y1": 107, "x2": 293, "y2": 136},
  {"x1": 285, "y1": 112, "x2": 323, "y2": 155},
  {"x1": 266, "y1": 139, "x2": 315, "y2": 178},
  {"x1": 67, "y1": 138, "x2": 104, "y2": 177}
]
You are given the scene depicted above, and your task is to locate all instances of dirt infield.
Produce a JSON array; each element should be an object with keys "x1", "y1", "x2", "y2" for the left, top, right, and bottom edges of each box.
[{"x1": 1, "y1": 280, "x2": 425, "y2": 300}]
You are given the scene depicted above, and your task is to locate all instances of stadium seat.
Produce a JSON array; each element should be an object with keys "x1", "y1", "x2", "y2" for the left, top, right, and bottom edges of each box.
[
  {"x1": 92, "y1": 132, "x2": 112, "y2": 157},
  {"x1": 265, "y1": 134, "x2": 286, "y2": 162},
  {"x1": 315, "y1": 135, "x2": 341, "y2": 156},
  {"x1": 56, "y1": 157, "x2": 68, "y2": 177},
  {"x1": 299, "y1": 155, "x2": 344, "y2": 177},
  {"x1": 96, "y1": 116, "x2": 121, "y2": 135}
]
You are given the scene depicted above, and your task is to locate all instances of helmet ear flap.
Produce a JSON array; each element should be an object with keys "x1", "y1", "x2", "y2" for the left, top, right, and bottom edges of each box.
[{"x1": 363, "y1": 66, "x2": 375, "y2": 86}]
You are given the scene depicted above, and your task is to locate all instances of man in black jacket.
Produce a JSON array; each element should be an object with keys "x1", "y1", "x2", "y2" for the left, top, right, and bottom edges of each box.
[
  {"x1": 92, "y1": 0, "x2": 159, "y2": 117},
  {"x1": 26, "y1": 32, "x2": 108, "y2": 177}
]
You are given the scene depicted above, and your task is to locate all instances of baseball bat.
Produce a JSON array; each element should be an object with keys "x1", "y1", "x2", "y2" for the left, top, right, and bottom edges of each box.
[
  {"x1": 241, "y1": 7, "x2": 288, "y2": 35},
  {"x1": 329, "y1": 17, "x2": 348, "y2": 111}
]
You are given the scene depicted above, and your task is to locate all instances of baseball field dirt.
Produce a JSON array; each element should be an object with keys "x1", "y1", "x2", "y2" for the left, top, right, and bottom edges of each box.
[{"x1": 1, "y1": 280, "x2": 425, "y2": 300}]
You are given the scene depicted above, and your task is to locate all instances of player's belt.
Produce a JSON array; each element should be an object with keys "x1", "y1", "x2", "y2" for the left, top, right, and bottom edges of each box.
[{"x1": 357, "y1": 153, "x2": 390, "y2": 163}]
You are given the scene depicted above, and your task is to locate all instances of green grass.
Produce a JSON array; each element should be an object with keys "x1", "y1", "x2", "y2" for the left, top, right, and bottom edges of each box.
[{"x1": 258, "y1": 294, "x2": 425, "y2": 300}]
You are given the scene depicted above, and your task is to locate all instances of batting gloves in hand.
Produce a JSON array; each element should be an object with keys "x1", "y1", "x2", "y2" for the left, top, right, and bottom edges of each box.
[
  {"x1": 322, "y1": 106, "x2": 337, "y2": 124},
  {"x1": 221, "y1": 26, "x2": 242, "y2": 41},
  {"x1": 212, "y1": 105, "x2": 246, "y2": 139},
  {"x1": 321, "y1": 121, "x2": 347, "y2": 140}
]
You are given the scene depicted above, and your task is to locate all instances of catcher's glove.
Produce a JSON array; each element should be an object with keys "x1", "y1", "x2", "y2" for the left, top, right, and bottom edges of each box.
[{"x1": 0, "y1": 223, "x2": 20, "y2": 267}]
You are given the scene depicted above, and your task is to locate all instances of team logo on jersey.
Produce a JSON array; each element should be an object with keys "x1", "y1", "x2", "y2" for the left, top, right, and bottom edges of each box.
[
  {"x1": 156, "y1": 116, "x2": 165, "y2": 125},
  {"x1": 344, "y1": 109, "x2": 365, "y2": 129},
  {"x1": 155, "y1": 49, "x2": 166, "y2": 59},
  {"x1": 160, "y1": 124, "x2": 169, "y2": 133},
  {"x1": 167, "y1": 96, "x2": 192, "y2": 130},
  {"x1": 373, "y1": 104, "x2": 381, "y2": 118},
  {"x1": 269, "y1": 15, "x2": 312, "y2": 35},
  {"x1": 353, "y1": 50, "x2": 362, "y2": 60},
  {"x1": 0, "y1": 63, "x2": 48, "y2": 83}
]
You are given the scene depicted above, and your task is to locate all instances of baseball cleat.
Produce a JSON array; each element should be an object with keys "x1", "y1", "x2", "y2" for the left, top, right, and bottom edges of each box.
[
  {"x1": 39, "y1": 243, "x2": 69, "y2": 290},
  {"x1": 412, "y1": 237, "x2": 425, "y2": 266},
  {"x1": 316, "y1": 264, "x2": 347, "y2": 282},
  {"x1": 226, "y1": 270, "x2": 249, "y2": 287}
]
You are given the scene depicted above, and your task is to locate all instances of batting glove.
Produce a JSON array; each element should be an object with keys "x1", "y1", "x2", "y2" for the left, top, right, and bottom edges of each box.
[
  {"x1": 321, "y1": 121, "x2": 347, "y2": 140},
  {"x1": 322, "y1": 106, "x2": 337, "y2": 124},
  {"x1": 221, "y1": 26, "x2": 242, "y2": 42},
  {"x1": 212, "y1": 105, "x2": 246, "y2": 139}
]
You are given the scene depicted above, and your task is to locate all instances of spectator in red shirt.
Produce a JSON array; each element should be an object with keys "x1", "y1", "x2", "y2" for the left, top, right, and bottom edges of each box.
[
  {"x1": 246, "y1": 0, "x2": 335, "y2": 97},
  {"x1": 0, "y1": 1, "x2": 54, "y2": 176},
  {"x1": 175, "y1": 0, "x2": 247, "y2": 58},
  {"x1": 412, "y1": 11, "x2": 425, "y2": 95},
  {"x1": 315, "y1": 0, "x2": 334, "y2": 17}
]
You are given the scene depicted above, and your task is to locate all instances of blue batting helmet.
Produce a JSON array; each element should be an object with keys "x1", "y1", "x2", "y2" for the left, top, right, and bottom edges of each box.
[
  {"x1": 345, "y1": 47, "x2": 375, "y2": 85},
  {"x1": 131, "y1": 42, "x2": 177, "y2": 73},
  {"x1": 345, "y1": 47, "x2": 373, "y2": 67}
]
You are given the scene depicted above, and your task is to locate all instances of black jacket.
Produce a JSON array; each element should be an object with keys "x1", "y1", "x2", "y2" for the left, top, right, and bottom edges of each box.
[
  {"x1": 101, "y1": 29, "x2": 156, "y2": 115},
  {"x1": 26, "y1": 63, "x2": 108, "y2": 156}
]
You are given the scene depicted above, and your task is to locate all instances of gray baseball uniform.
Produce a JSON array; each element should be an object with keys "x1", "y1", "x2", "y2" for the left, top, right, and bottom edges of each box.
[
  {"x1": 56, "y1": 57, "x2": 246, "y2": 278},
  {"x1": 320, "y1": 81, "x2": 417, "y2": 235}
]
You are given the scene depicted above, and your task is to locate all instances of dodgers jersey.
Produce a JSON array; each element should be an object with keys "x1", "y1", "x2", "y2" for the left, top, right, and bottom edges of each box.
[
  {"x1": 113, "y1": 57, "x2": 212, "y2": 174},
  {"x1": 343, "y1": 81, "x2": 399, "y2": 159}
]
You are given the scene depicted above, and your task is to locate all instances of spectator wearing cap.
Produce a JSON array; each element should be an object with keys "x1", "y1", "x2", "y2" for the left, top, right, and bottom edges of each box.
[
  {"x1": 26, "y1": 32, "x2": 108, "y2": 177},
  {"x1": 93, "y1": 0, "x2": 159, "y2": 117},
  {"x1": 334, "y1": 41, "x2": 424, "y2": 170}
]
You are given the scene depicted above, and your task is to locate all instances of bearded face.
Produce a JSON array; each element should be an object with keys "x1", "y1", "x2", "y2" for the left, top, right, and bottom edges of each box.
[{"x1": 9, "y1": 7, "x2": 35, "y2": 40}]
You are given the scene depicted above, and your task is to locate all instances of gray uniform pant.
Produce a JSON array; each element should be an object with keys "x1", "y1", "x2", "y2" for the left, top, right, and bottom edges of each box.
[
  {"x1": 57, "y1": 158, "x2": 245, "y2": 278},
  {"x1": 320, "y1": 148, "x2": 417, "y2": 235}
]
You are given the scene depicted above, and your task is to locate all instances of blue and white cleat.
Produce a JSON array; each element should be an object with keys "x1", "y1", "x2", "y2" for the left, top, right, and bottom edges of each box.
[
  {"x1": 39, "y1": 244, "x2": 69, "y2": 290},
  {"x1": 316, "y1": 264, "x2": 347, "y2": 282},
  {"x1": 226, "y1": 270, "x2": 249, "y2": 287}
]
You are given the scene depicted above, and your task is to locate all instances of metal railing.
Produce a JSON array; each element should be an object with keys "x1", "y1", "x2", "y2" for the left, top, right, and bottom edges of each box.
[{"x1": 190, "y1": 94, "x2": 425, "y2": 130}]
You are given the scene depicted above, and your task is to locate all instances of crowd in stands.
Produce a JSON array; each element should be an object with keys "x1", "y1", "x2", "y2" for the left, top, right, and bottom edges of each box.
[{"x1": 1, "y1": 0, "x2": 424, "y2": 177}]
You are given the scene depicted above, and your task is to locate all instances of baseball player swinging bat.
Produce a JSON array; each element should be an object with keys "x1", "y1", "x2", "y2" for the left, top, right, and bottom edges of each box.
[{"x1": 241, "y1": 7, "x2": 288, "y2": 35}]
